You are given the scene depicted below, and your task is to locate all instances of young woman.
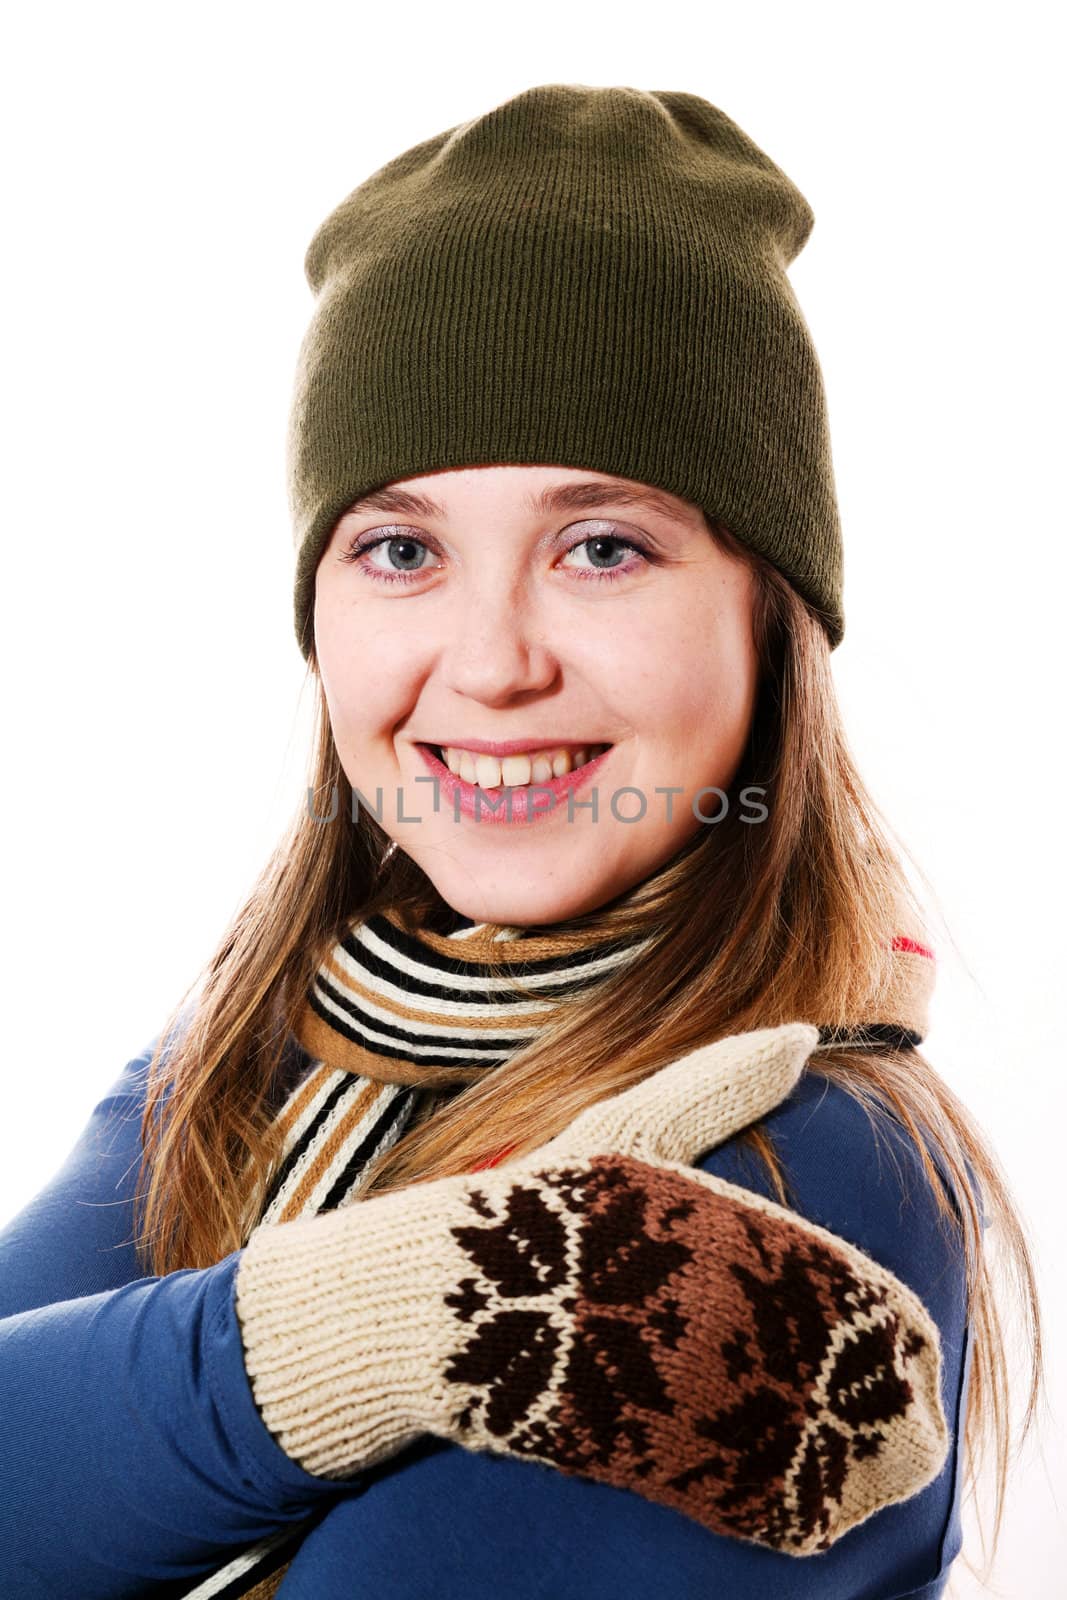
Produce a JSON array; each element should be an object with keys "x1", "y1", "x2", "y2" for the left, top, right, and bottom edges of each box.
[{"x1": 0, "y1": 84, "x2": 1042, "y2": 1600}]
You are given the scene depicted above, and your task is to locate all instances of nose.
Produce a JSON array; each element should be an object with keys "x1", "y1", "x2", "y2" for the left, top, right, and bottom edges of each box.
[{"x1": 437, "y1": 573, "x2": 559, "y2": 706}]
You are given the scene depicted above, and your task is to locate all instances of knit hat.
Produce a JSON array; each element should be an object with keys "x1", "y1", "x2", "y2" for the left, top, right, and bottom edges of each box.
[{"x1": 286, "y1": 83, "x2": 845, "y2": 659}]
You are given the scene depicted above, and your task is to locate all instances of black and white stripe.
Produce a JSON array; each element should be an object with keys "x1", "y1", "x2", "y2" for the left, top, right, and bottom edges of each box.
[{"x1": 305, "y1": 911, "x2": 654, "y2": 1075}]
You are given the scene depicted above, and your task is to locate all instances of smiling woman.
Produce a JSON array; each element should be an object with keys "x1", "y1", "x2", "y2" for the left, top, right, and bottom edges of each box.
[
  {"x1": 0, "y1": 81, "x2": 1043, "y2": 1600},
  {"x1": 313, "y1": 464, "x2": 761, "y2": 921}
]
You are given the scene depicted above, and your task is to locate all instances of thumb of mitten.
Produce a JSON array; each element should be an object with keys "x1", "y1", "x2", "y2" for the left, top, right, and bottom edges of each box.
[{"x1": 542, "y1": 1021, "x2": 821, "y2": 1168}]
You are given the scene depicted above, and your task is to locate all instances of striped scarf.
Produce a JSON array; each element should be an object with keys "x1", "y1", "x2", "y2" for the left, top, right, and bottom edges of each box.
[
  {"x1": 256, "y1": 906, "x2": 654, "y2": 1226},
  {"x1": 182, "y1": 905, "x2": 936, "y2": 1599}
]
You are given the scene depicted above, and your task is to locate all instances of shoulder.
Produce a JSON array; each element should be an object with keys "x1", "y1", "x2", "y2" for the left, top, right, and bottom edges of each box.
[{"x1": 0, "y1": 1036, "x2": 162, "y2": 1315}]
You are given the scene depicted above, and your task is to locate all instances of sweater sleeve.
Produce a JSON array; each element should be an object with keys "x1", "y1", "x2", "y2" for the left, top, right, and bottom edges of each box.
[
  {"x1": 0, "y1": 1042, "x2": 156, "y2": 1317},
  {"x1": 0, "y1": 1041, "x2": 350, "y2": 1598},
  {"x1": 263, "y1": 1072, "x2": 973, "y2": 1600},
  {"x1": 0, "y1": 1022, "x2": 307, "y2": 1317}
]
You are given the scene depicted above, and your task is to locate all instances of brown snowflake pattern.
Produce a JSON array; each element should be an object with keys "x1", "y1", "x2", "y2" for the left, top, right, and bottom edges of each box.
[{"x1": 441, "y1": 1155, "x2": 947, "y2": 1555}]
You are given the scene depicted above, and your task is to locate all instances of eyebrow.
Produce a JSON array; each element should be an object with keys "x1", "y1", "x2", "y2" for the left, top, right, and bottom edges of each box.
[{"x1": 342, "y1": 478, "x2": 692, "y2": 524}]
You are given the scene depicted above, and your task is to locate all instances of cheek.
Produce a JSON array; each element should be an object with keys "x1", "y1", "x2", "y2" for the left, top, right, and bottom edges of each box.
[
  {"x1": 316, "y1": 605, "x2": 420, "y2": 743},
  {"x1": 599, "y1": 595, "x2": 757, "y2": 752},
  {"x1": 682, "y1": 636, "x2": 756, "y2": 731}
]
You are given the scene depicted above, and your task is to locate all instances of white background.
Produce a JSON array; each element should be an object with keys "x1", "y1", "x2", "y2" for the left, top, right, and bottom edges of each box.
[{"x1": 1, "y1": 3, "x2": 1063, "y2": 1593}]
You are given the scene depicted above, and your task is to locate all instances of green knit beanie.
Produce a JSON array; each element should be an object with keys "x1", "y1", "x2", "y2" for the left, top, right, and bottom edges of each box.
[{"x1": 287, "y1": 83, "x2": 845, "y2": 658}]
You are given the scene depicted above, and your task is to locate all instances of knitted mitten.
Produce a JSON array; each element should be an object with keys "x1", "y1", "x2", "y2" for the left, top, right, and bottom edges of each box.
[{"x1": 235, "y1": 1022, "x2": 949, "y2": 1557}]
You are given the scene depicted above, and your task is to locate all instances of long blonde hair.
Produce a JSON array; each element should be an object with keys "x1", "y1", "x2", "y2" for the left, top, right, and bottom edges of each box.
[{"x1": 135, "y1": 517, "x2": 1043, "y2": 1586}]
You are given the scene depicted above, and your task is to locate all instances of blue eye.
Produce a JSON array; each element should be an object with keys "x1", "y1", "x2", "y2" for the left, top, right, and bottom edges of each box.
[
  {"x1": 559, "y1": 524, "x2": 652, "y2": 582},
  {"x1": 355, "y1": 534, "x2": 438, "y2": 580},
  {"x1": 566, "y1": 534, "x2": 633, "y2": 572},
  {"x1": 342, "y1": 531, "x2": 441, "y2": 588}
]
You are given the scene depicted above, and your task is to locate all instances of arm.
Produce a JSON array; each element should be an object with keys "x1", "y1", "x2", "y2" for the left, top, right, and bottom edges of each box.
[
  {"x1": 0, "y1": 1252, "x2": 348, "y2": 1598},
  {"x1": 0, "y1": 1039, "x2": 346, "y2": 1599},
  {"x1": 0, "y1": 1028, "x2": 964, "y2": 1599}
]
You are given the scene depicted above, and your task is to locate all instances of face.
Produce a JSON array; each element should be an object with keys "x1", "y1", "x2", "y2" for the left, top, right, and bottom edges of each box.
[{"x1": 313, "y1": 464, "x2": 760, "y2": 926}]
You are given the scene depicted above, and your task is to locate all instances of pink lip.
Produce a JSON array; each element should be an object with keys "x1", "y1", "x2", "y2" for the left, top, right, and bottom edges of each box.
[
  {"x1": 423, "y1": 737, "x2": 608, "y2": 757},
  {"x1": 415, "y1": 742, "x2": 611, "y2": 825}
]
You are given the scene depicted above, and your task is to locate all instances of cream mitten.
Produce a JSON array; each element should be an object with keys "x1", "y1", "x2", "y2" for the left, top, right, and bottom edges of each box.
[{"x1": 235, "y1": 1022, "x2": 949, "y2": 1556}]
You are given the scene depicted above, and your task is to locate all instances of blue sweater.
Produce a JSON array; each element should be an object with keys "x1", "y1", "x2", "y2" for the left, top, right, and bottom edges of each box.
[{"x1": 0, "y1": 1036, "x2": 972, "y2": 1599}]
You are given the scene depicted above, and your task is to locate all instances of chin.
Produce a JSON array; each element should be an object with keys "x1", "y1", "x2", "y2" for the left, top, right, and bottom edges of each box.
[{"x1": 427, "y1": 873, "x2": 617, "y2": 930}]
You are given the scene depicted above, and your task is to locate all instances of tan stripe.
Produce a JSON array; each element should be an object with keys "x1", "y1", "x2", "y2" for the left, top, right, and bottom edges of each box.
[
  {"x1": 379, "y1": 904, "x2": 631, "y2": 965},
  {"x1": 280, "y1": 1078, "x2": 383, "y2": 1220},
  {"x1": 295, "y1": 1005, "x2": 520, "y2": 1087},
  {"x1": 238, "y1": 1564, "x2": 288, "y2": 1599},
  {"x1": 878, "y1": 949, "x2": 934, "y2": 1039},
  {"x1": 321, "y1": 949, "x2": 558, "y2": 1030},
  {"x1": 269, "y1": 1059, "x2": 335, "y2": 1142}
]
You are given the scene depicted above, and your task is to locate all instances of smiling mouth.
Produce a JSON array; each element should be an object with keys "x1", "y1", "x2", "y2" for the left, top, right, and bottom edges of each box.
[{"x1": 424, "y1": 743, "x2": 611, "y2": 789}]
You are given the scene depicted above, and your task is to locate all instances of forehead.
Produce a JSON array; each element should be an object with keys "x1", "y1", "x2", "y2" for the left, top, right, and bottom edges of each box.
[{"x1": 343, "y1": 475, "x2": 698, "y2": 523}]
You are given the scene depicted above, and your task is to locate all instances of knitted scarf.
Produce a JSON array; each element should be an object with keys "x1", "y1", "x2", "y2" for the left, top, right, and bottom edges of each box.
[{"x1": 182, "y1": 906, "x2": 936, "y2": 1600}]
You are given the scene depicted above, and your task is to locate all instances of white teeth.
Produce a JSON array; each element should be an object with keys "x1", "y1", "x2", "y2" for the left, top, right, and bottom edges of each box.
[
  {"x1": 438, "y1": 743, "x2": 609, "y2": 788},
  {"x1": 500, "y1": 755, "x2": 530, "y2": 786},
  {"x1": 475, "y1": 754, "x2": 502, "y2": 789}
]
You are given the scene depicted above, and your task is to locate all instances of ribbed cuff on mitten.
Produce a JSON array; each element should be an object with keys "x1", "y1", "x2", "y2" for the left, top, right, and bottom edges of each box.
[{"x1": 234, "y1": 1175, "x2": 468, "y2": 1478}]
